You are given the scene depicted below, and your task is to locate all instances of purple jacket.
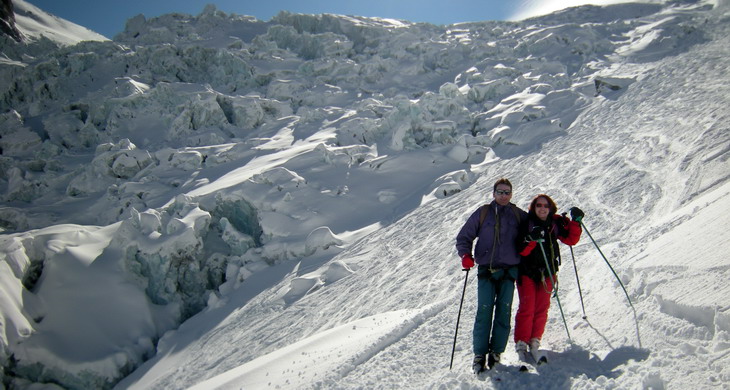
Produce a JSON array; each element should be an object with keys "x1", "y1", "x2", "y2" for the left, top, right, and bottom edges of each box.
[{"x1": 456, "y1": 201, "x2": 527, "y2": 268}]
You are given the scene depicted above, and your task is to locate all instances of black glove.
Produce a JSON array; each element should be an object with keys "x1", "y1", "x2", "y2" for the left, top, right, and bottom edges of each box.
[
  {"x1": 570, "y1": 207, "x2": 585, "y2": 223},
  {"x1": 558, "y1": 213, "x2": 570, "y2": 228},
  {"x1": 527, "y1": 225, "x2": 546, "y2": 241}
]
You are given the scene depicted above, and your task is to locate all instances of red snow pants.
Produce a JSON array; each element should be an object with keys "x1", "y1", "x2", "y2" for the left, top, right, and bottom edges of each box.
[{"x1": 514, "y1": 274, "x2": 554, "y2": 344}]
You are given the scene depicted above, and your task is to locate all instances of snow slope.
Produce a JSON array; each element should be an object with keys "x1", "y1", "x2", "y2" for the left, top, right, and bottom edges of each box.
[
  {"x1": 12, "y1": 0, "x2": 108, "y2": 45},
  {"x1": 1, "y1": 0, "x2": 729, "y2": 389}
]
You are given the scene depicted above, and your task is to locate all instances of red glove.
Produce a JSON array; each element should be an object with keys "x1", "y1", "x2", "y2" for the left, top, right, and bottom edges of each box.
[{"x1": 461, "y1": 254, "x2": 475, "y2": 269}]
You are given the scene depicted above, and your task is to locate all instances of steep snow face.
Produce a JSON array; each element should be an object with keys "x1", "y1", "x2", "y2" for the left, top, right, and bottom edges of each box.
[
  {"x1": 1, "y1": 1, "x2": 729, "y2": 389},
  {"x1": 12, "y1": 0, "x2": 108, "y2": 45}
]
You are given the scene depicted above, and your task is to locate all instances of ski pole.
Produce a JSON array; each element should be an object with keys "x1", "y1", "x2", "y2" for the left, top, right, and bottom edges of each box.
[
  {"x1": 450, "y1": 268, "x2": 470, "y2": 370},
  {"x1": 580, "y1": 221, "x2": 642, "y2": 348},
  {"x1": 569, "y1": 245, "x2": 587, "y2": 319},
  {"x1": 537, "y1": 239, "x2": 572, "y2": 343}
]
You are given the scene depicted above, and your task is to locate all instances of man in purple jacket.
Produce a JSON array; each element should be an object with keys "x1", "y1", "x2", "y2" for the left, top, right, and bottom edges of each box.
[{"x1": 456, "y1": 178, "x2": 527, "y2": 373}]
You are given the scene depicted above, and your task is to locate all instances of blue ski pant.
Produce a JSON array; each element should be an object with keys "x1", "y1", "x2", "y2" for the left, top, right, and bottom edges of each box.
[{"x1": 473, "y1": 266, "x2": 517, "y2": 356}]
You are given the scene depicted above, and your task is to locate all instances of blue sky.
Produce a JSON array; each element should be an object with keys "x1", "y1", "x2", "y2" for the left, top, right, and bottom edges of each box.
[
  {"x1": 24, "y1": 0, "x2": 516, "y2": 38},
  {"x1": 23, "y1": 0, "x2": 632, "y2": 39}
]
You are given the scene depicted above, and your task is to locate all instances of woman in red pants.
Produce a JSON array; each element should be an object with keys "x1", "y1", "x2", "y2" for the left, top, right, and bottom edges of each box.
[{"x1": 514, "y1": 194, "x2": 582, "y2": 363}]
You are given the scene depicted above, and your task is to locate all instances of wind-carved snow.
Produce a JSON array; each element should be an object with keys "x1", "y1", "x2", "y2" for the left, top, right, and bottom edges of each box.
[
  {"x1": 1, "y1": 0, "x2": 729, "y2": 389},
  {"x1": 631, "y1": 181, "x2": 730, "y2": 340},
  {"x1": 188, "y1": 303, "x2": 447, "y2": 389}
]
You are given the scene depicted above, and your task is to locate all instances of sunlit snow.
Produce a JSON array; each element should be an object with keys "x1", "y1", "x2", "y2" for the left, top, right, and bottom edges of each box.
[{"x1": 1, "y1": 0, "x2": 729, "y2": 389}]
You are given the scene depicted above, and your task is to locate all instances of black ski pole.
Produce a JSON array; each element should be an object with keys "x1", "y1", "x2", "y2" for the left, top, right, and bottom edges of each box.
[
  {"x1": 580, "y1": 221, "x2": 642, "y2": 348},
  {"x1": 536, "y1": 239, "x2": 572, "y2": 343},
  {"x1": 569, "y1": 245, "x2": 587, "y2": 319},
  {"x1": 450, "y1": 268, "x2": 470, "y2": 370}
]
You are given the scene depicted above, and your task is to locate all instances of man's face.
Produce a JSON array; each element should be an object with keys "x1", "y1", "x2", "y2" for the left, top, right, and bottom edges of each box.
[{"x1": 493, "y1": 184, "x2": 512, "y2": 206}]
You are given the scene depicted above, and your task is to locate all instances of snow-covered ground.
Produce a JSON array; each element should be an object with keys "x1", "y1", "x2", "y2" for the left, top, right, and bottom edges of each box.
[{"x1": 1, "y1": 0, "x2": 729, "y2": 389}]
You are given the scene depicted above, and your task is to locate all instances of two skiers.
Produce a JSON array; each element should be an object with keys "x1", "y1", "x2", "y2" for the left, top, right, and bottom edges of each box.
[{"x1": 455, "y1": 178, "x2": 583, "y2": 373}]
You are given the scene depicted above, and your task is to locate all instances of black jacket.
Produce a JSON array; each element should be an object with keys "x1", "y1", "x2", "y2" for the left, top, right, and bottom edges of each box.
[{"x1": 516, "y1": 214, "x2": 581, "y2": 282}]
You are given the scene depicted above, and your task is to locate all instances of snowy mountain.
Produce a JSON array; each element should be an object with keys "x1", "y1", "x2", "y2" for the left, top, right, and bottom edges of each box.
[
  {"x1": 8, "y1": 0, "x2": 107, "y2": 45},
  {"x1": 1, "y1": 0, "x2": 729, "y2": 389},
  {"x1": 0, "y1": 0, "x2": 22, "y2": 43}
]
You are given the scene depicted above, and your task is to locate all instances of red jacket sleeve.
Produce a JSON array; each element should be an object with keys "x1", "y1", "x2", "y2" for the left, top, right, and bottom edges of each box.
[
  {"x1": 559, "y1": 220, "x2": 582, "y2": 246},
  {"x1": 519, "y1": 240, "x2": 537, "y2": 256}
]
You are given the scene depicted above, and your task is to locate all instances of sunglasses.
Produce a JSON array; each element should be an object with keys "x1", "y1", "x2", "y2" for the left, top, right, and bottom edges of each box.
[
  {"x1": 535, "y1": 203, "x2": 550, "y2": 208},
  {"x1": 495, "y1": 190, "x2": 512, "y2": 196}
]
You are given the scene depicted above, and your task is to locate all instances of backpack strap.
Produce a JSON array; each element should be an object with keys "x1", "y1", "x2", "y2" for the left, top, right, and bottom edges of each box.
[
  {"x1": 478, "y1": 204, "x2": 490, "y2": 233},
  {"x1": 510, "y1": 203, "x2": 523, "y2": 225}
]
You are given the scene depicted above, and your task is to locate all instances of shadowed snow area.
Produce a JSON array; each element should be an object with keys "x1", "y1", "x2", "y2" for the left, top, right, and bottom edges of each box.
[{"x1": 1, "y1": 0, "x2": 729, "y2": 389}]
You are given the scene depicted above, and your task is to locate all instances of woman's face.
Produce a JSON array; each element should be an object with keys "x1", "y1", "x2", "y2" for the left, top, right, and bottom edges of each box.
[{"x1": 535, "y1": 197, "x2": 550, "y2": 221}]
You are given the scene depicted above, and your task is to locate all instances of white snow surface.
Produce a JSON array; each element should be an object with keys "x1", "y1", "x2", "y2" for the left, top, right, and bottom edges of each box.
[
  {"x1": 11, "y1": 0, "x2": 108, "y2": 45},
  {"x1": 1, "y1": 1, "x2": 729, "y2": 389}
]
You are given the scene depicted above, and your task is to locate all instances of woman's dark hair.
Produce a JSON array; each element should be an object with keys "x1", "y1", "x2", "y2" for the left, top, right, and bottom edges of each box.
[
  {"x1": 493, "y1": 178, "x2": 512, "y2": 192},
  {"x1": 528, "y1": 194, "x2": 558, "y2": 217}
]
